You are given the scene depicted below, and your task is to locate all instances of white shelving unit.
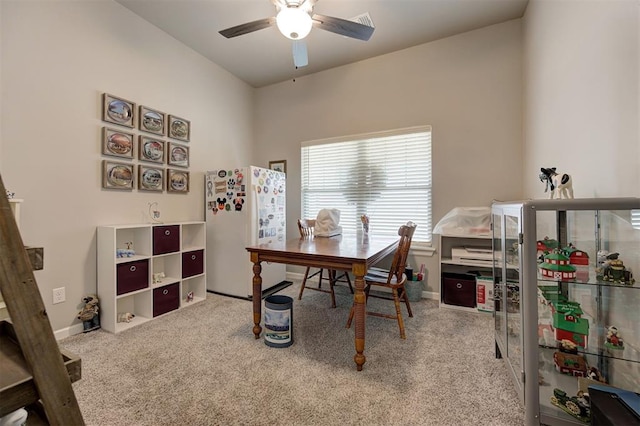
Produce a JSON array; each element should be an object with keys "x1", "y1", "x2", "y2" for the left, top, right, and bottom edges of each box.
[
  {"x1": 438, "y1": 233, "x2": 493, "y2": 312},
  {"x1": 97, "y1": 222, "x2": 206, "y2": 333}
]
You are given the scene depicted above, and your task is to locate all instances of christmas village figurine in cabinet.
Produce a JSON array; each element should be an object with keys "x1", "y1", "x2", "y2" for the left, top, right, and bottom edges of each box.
[
  {"x1": 587, "y1": 366, "x2": 606, "y2": 383},
  {"x1": 558, "y1": 339, "x2": 579, "y2": 354},
  {"x1": 596, "y1": 252, "x2": 635, "y2": 285},
  {"x1": 604, "y1": 326, "x2": 624, "y2": 350},
  {"x1": 553, "y1": 351, "x2": 588, "y2": 377},
  {"x1": 537, "y1": 240, "x2": 590, "y2": 281},
  {"x1": 561, "y1": 243, "x2": 590, "y2": 281},
  {"x1": 561, "y1": 243, "x2": 589, "y2": 266},
  {"x1": 538, "y1": 286, "x2": 589, "y2": 350},
  {"x1": 551, "y1": 388, "x2": 591, "y2": 423},
  {"x1": 553, "y1": 339, "x2": 588, "y2": 377},
  {"x1": 552, "y1": 305, "x2": 589, "y2": 349},
  {"x1": 539, "y1": 250, "x2": 577, "y2": 281},
  {"x1": 537, "y1": 237, "x2": 559, "y2": 262}
]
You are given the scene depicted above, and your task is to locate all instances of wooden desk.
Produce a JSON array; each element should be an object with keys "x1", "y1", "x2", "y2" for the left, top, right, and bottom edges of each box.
[{"x1": 246, "y1": 234, "x2": 398, "y2": 371}]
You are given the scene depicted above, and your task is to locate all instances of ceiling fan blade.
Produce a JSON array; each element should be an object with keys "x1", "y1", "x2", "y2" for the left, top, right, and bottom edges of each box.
[
  {"x1": 219, "y1": 17, "x2": 276, "y2": 38},
  {"x1": 292, "y1": 40, "x2": 308, "y2": 68},
  {"x1": 311, "y1": 13, "x2": 374, "y2": 41}
]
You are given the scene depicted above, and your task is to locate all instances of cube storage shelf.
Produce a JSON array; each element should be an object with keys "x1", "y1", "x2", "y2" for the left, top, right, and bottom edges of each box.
[{"x1": 97, "y1": 222, "x2": 206, "y2": 333}]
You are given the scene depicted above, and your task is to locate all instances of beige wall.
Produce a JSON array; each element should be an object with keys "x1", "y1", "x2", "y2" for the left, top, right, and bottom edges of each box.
[
  {"x1": 3, "y1": 0, "x2": 637, "y2": 334},
  {"x1": 0, "y1": 1, "x2": 254, "y2": 333},
  {"x1": 522, "y1": 0, "x2": 640, "y2": 389},
  {"x1": 522, "y1": 0, "x2": 639, "y2": 198},
  {"x1": 254, "y1": 20, "x2": 524, "y2": 293}
]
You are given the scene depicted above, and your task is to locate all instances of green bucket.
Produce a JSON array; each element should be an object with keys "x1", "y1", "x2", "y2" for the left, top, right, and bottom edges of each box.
[{"x1": 405, "y1": 280, "x2": 423, "y2": 302}]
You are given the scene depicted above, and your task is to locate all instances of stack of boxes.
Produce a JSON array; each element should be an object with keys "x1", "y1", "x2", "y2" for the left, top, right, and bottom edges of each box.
[{"x1": 476, "y1": 276, "x2": 494, "y2": 313}]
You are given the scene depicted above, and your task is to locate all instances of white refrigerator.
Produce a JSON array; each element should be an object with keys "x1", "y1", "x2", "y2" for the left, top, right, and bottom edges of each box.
[{"x1": 205, "y1": 166, "x2": 287, "y2": 298}]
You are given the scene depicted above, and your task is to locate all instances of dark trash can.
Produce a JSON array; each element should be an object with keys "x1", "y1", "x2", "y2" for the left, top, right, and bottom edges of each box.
[{"x1": 264, "y1": 295, "x2": 293, "y2": 348}]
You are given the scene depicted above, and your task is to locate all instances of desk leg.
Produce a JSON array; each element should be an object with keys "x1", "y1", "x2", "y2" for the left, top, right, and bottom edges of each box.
[
  {"x1": 353, "y1": 264, "x2": 367, "y2": 371},
  {"x1": 250, "y1": 253, "x2": 262, "y2": 339}
]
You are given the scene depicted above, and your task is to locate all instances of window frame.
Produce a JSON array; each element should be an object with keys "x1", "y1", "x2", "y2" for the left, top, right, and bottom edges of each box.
[{"x1": 300, "y1": 125, "x2": 433, "y2": 246}]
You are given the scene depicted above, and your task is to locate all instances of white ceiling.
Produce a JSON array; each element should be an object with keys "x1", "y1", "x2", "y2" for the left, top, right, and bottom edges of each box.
[{"x1": 116, "y1": 0, "x2": 529, "y2": 88}]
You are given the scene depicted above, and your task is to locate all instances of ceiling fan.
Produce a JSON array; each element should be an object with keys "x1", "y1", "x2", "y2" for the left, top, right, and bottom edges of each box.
[{"x1": 219, "y1": 0, "x2": 374, "y2": 68}]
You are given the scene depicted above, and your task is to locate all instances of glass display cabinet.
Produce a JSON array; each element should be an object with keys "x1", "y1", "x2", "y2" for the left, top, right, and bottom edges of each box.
[{"x1": 492, "y1": 198, "x2": 640, "y2": 426}]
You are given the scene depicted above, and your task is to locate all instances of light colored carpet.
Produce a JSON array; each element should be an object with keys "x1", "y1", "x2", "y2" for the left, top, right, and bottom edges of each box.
[{"x1": 60, "y1": 282, "x2": 524, "y2": 425}]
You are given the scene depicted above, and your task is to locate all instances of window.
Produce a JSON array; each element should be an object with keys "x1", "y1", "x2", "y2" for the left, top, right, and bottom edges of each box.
[
  {"x1": 301, "y1": 126, "x2": 432, "y2": 243},
  {"x1": 632, "y1": 209, "x2": 640, "y2": 230}
]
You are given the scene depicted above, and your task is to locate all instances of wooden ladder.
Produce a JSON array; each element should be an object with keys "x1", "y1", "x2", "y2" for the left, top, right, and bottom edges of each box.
[{"x1": 0, "y1": 174, "x2": 84, "y2": 425}]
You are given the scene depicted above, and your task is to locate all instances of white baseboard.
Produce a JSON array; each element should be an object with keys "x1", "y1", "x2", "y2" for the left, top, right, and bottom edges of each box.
[
  {"x1": 422, "y1": 290, "x2": 439, "y2": 301},
  {"x1": 53, "y1": 276, "x2": 438, "y2": 340},
  {"x1": 286, "y1": 271, "x2": 305, "y2": 281},
  {"x1": 439, "y1": 302, "x2": 480, "y2": 314},
  {"x1": 55, "y1": 323, "x2": 85, "y2": 340}
]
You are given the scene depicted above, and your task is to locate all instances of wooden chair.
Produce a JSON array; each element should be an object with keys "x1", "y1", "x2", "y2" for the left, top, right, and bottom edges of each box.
[
  {"x1": 297, "y1": 219, "x2": 353, "y2": 308},
  {"x1": 346, "y1": 222, "x2": 417, "y2": 339}
]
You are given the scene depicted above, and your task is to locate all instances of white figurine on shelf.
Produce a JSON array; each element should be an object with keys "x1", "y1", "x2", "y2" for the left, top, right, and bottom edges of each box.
[
  {"x1": 116, "y1": 242, "x2": 135, "y2": 258},
  {"x1": 148, "y1": 202, "x2": 162, "y2": 223},
  {"x1": 117, "y1": 312, "x2": 135, "y2": 323},
  {"x1": 539, "y1": 167, "x2": 574, "y2": 199}
]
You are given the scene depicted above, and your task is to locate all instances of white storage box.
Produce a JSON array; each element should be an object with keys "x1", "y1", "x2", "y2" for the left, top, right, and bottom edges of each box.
[{"x1": 476, "y1": 276, "x2": 494, "y2": 313}]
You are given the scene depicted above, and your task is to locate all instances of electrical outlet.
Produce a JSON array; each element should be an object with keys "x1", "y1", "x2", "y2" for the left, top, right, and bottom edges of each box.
[{"x1": 52, "y1": 287, "x2": 65, "y2": 304}]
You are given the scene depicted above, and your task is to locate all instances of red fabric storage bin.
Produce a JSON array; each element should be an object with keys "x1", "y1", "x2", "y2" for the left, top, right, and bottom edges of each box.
[
  {"x1": 153, "y1": 282, "x2": 179, "y2": 317},
  {"x1": 153, "y1": 225, "x2": 180, "y2": 255},
  {"x1": 116, "y1": 259, "x2": 149, "y2": 295},
  {"x1": 442, "y1": 272, "x2": 476, "y2": 308},
  {"x1": 182, "y1": 249, "x2": 204, "y2": 278}
]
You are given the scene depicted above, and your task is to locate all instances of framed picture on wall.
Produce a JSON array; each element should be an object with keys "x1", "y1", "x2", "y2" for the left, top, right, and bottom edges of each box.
[
  {"x1": 139, "y1": 105, "x2": 166, "y2": 136},
  {"x1": 102, "y1": 93, "x2": 135, "y2": 128},
  {"x1": 102, "y1": 127, "x2": 134, "y2": 159},
  {"x1": 168, "y1": 115, "x2": 190, "y2": 142},
  {"x1": 102, "y1": 160, "x2": 134, "y2": 190},
  {"x1": 168, "y1": 142, "x2": 189, "y2": 167},
  {"x1": 138, "y1": 166, "x2": 164, "y2": 192},
  {"x1": 138, "y1": 136, "x2": 165, "y2": 164},
  {"x1": 167, "y1": 169, "x2": 189, "y2": 193},
  {"x1": 269, "y1": 160, "x2": 287, "y2": 174}
]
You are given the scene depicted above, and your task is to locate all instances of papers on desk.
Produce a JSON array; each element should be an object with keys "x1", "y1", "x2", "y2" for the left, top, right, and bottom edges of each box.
[{"x1": 365, "y1": 267, "x2": 389, "y2": 279}]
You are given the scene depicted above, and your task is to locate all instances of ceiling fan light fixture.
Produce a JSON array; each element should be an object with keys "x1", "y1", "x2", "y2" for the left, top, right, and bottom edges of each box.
[{"x1": 276, "y1": 7, "x2": 312, "y2": 40}]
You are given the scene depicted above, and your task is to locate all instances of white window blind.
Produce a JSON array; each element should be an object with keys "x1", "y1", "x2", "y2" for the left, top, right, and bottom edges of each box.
[
  {"x1": 632, "y1": 209, "x2": 640, "y2": 230},
  {"x1": 301, "y1": 126, "x2": 432, "y2": 242}
]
